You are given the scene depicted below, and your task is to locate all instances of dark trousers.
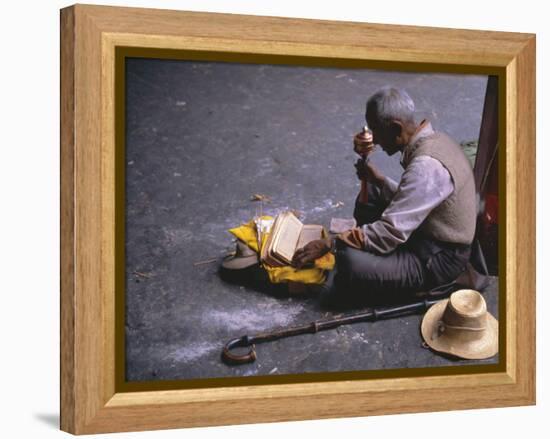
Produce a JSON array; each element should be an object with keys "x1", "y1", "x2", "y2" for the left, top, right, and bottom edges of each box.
[{"x1": 322, "y1": 184, "x2": 471, "y2": 308}]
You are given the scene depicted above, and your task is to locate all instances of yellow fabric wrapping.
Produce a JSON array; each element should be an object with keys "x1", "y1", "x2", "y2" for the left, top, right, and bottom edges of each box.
[{"x1": 228, "y1": 216, "x2": 335, "y2": 285}]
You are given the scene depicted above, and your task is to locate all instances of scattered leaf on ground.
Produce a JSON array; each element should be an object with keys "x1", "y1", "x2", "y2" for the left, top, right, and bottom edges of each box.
[
  {"x1": 193, "y1": 258, "x2": 218, "y2": 266},
  {"x1": 251, "y1": 193, "x2": 271, "y2": 202}
]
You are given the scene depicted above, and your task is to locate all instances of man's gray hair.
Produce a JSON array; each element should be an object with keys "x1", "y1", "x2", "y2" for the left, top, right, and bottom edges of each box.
[{"x1": 366, "y1": 87, "x2": 416, "y2": 127}]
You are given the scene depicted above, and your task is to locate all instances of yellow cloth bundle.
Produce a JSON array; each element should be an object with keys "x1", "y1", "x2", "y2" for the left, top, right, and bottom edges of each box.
[{"x1": 228, "y1": 216, "x2": 335, "y2": 285}]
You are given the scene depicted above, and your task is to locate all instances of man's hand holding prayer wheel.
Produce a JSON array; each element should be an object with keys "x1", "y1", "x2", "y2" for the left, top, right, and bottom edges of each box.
[{"x1": 354, "y1": 159, "x2": 386, "y2": 188}]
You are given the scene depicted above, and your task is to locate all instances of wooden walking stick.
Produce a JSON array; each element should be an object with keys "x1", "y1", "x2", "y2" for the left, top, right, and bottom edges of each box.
[
  {"x1": 221, "y1": 299, "x2": 440, "y2": 365},
  {"x1": 354, "y1": 126, "x2": 375, "y2": 204}
]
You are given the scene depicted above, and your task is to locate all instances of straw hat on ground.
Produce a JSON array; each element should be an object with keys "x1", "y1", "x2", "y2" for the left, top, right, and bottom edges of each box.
[
  {"x1": 221, "y1": 240, "x2": 259, "y2": 270},
  {"x1": 421, "y1": 289, "x2": 498, "y2": 360}
]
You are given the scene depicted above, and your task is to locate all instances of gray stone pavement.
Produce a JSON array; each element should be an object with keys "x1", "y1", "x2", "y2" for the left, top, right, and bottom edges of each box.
[{"x1": 124, "y1": 58, "x2": 497, "y2": 382}]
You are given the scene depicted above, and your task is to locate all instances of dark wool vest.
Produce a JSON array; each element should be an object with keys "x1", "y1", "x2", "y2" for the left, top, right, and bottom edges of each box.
[{"x1": 402, "y1": 131, "x2": 477, "y2": 245}]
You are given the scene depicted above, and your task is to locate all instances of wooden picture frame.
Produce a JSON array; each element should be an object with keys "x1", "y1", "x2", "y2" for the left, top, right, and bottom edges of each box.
[{"x1": 60, "y1": 4, "x2": 536, "y2": 435}]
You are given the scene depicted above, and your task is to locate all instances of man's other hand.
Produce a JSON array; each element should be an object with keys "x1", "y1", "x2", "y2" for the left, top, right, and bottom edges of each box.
[
  {"x1": 354, "y1": 159, "x2": 385, "y2": 186},
  {"x1": 291, "y1": 238, "x2": 332, "y2": 269}
]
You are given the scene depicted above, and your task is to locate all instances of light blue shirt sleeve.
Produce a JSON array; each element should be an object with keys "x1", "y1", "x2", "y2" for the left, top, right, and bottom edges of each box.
[
  {"x1": 381, "y1": 176, "x2": 399, "y2": 202},
  {"x1": 361, "y1": 156, "x2": 454, "y2": 254}
]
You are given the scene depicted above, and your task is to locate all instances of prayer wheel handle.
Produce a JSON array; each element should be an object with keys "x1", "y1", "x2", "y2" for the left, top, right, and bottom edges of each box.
[{"x1": 354, "y1": 126, "x2": 374, "y2": 204}]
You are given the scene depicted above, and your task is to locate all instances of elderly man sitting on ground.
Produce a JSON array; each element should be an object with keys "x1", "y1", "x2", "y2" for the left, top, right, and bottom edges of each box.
[{"x1": 292, "y1": 87, "x2": 477, "y2": 307}]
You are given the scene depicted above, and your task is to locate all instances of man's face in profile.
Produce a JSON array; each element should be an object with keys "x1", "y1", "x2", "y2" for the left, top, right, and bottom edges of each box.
[{"x1": 366, "y1": 113, "x2": 401, "y2": 156}]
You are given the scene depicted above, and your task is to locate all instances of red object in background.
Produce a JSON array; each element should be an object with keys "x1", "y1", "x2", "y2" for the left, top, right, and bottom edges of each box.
[{"x1": 484, "y1": 193, "x2": 499, "y2": 226}]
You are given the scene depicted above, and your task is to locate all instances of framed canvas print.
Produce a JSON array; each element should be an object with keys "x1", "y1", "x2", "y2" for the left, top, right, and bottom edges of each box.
[{"x1": 60, "y1": 4, "x2": 536, "y2": 435}]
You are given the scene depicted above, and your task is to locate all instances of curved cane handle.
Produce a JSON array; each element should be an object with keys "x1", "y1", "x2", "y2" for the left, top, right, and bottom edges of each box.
[{"x1": 221, "y1": 336, "x2": 257, "y2": 365}]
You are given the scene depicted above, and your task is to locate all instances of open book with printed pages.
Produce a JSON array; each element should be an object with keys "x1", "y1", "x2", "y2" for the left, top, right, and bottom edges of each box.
[{"x1": 260, "y1": 211, "x2": 324, "y2": 267}]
